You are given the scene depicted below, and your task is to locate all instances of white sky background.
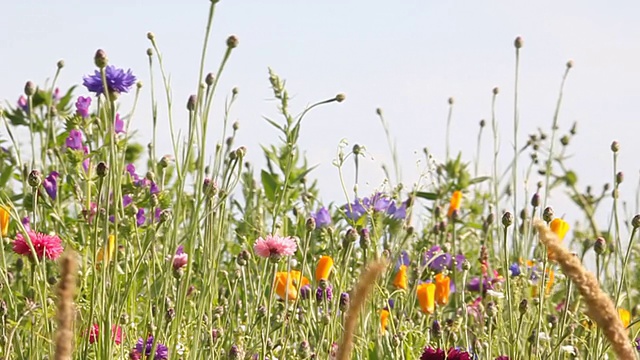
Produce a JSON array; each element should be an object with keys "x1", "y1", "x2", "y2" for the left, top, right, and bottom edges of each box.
[{"x1": 1, "y1": 1, "x2": 640, "y2": 239}]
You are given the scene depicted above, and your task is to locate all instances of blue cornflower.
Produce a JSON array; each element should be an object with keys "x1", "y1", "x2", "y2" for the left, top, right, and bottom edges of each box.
[
  {"x1": 134, "y1": 336, "x2": 168, "y2": 360},
  {"x1": 344, "y1": 199, "x2": 366, "y2": 220},
  {"x1": 313, "y1": 207, "x2": 332, "y2": 228},
  {"x1": 387, "y1": 200, "x2": 407, "y2": 220},
  {"x1": 509, "y1": 263, "x2": 521, "y2": 277},
  {"x1": 83, "y1": 65, "x2": 136, "y2": 96}
]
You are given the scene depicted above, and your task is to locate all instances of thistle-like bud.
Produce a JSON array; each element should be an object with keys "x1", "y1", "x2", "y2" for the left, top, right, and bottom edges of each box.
[
  {"x1": 57, "y1": 59, "x2": 65, "y2": 69},
  {"x1": 632, "y1": 214, "x2": 640, "y2": 229},
  {"x1": 502, "y1": 212, "x2": 514, "y2": 227},
  {"x1": 514, "y1": 36, "x2": 524, "y2": 49},
  {"x1": 531, "y1": 193, "x2": 540, "y2": 208},
  {"x1": 616, "y1": 171, "x2": 624, "y2": 185},
  {"x1": 94, "y1": 49, "x2": 108, "y2": 68},
  {"x1": 611, "y1": 141, "x2": 620, "y2": 153},
  {"x1": 543, "y1": 207, "x2": 554, "y2": 223},
  {"x1": 28, "y1": 170, "x2": 42, "y2": 188},
  {"x1": 96, "y1": 162, "x2": 108, "y2": 178},
  {"x1": 187, "y1": 95, "x2": 197, "y2": 111},
  {"x1": 359, "y1": 228, "x2": 370, "y2": 249},
  {"x1": 226, "y1": 35, "x2": 239, "y2": 48},
  {"x1": 24, "y1": 81, "x2": 36, "y2": 97},
  {"x1": 594, "y1": 237, "x2": 606, "y2": 255},
  {"x1": 206, "y1": 73, "x2": 215, "y2": 86},
  {"x1": 306, "y1": 217, "x2": 316, "y2": 231},
  {"x1": 335, "y1": 93, "x2": 346, "y2": 102},
  {"x1": 339, "y1": 292, "x2": 350, "y2": 311}
]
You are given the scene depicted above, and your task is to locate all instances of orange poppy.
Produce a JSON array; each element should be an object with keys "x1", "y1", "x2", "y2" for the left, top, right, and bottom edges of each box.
[
  {"x1": 417, "y1": 283, "x2": 436, "y2": 314},
  {"x1": 393, "y1": 265, "x2": 408, "y2": 290},
  {"x1": 0, "y1": 206, "x2": 9, "y2": 237},
  {"x1": 380, "y1": 309, "x2": 390, "y2": 333},
  {"x1": 447, "y1": 191, "x2": 462, "y2": 218},
  {"x1": 315, "y1": 256, "x2": 333, "y2": 282},
  {"x1": 548, "y1": 218, "x2": 569, "y2": 260},
  {"x1": 434, "y1": 273, "x2": 450, "y2": 305},
  {"x1": 274, "y1": 270, "x2": 310, "y2": 300}
]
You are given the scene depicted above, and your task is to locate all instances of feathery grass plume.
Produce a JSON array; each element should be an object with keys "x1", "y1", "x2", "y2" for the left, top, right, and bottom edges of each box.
[
  {"x1": 535, "y1": 220, "x2": 634, "y2": 359},
  {"x1": 54, "y1": 252, "x2": 78, "y2": 360},
  {"x1": 337, "y1": 259, "x2": 388, "y2": 360}
]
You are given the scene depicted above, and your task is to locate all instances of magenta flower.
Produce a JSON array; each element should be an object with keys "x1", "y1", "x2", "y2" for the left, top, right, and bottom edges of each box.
[
  {"x1": 13, "y1": 230, "x2": 64, "y2": 260},
  {"x1": 253, "y1": 235, "x2": 297, "y2": 260},
  {"x1": 88, "y1": 324, "x2": 123, "y2": 345},
  {"x1": 43, "y1": 171, "x2": 59, "y2": 200},
  {"x1": 75, "y1": 96, "x2": 92, "y2": 118},
  {"x1": 420, "y1": 347, "x2": 445, "y2": 360},
  {"x1": 17, "y1": 95, "x2": 28, "y2": 112},
  {"x1": 66, "y1": 129, "x2": 84, "y2": 151},
  {"x1": 115, "y1": 113, "x2": 125, "y2": 134},
  {"x1": 136, "y1": 208, "x2": 145, "y2": 227},
  {"x1": 172, "y1": 245, "x2": 188, "y2": 270},
  {"x1": 83, "y1": 65, "x2": 136, "y2": 96}
]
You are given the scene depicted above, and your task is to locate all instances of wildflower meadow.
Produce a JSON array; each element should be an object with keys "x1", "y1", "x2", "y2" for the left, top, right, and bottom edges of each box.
[{"x1": 1, "y1": 2, "x2": 640, "y2": 360}]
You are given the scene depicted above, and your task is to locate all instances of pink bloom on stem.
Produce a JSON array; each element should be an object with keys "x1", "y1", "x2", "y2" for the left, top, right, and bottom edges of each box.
[
  {"x1": 172, "y1": 245, "x2": 188, "y2": 270},
  {"x1": 253, "y1": 235, "x2": 297, "y2": 260},
  {"x1": 13, "y1": 230, "x2": 64, "y2": 260}
]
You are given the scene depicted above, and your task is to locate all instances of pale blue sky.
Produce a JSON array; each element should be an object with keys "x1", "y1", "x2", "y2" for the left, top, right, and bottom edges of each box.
[{"x1": 2, "y1": 1, "x2": 640, "y2": 225}]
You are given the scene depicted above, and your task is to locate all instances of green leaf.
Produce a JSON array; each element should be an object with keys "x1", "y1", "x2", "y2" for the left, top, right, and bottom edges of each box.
[
  {"x1": 261, "y1": 170, "x2": 278, "y2": 202},
  {"x1": 469, "y1": 176, "x2": 490, "y2": 185},
  {"x1": 415, "y1": 191, "x2": 438, "y2": 200},
  {"x1": 0, "y1": 166, "x2": 13, "y2": 187}
]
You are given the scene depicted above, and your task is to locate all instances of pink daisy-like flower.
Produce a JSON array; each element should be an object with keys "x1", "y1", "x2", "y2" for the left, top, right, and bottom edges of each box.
[
  {"x1": 13, "y1": 230, "x2": 64, "y2": 260},
  {"x1": 253, "y1": 235, "x2": 297, "y2": 260}
]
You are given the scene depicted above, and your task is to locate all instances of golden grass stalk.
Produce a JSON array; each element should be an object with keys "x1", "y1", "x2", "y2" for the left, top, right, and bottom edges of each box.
[
  {"x1": 535, "y1": 220, "x2": 634, "y2": 360},
  {"x1": 54, "y1": 252, "x2": 77, "y2": 360},
  {"x1": 337, "y1": 259, "x2": 388, "y2": 360}
]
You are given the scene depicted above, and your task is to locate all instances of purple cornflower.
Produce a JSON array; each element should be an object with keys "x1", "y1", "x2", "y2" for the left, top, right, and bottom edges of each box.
[
  {"x1": 172, "y1": 245, "x2": 188, "y2": 270},
  {"x1": 75, "y1": 96, "x2": 91, "y2": 118},
  {"x1": 423, "y1": 246, "x2": 451, "y2": 271},
  {"x1": 385, "y1": 298, "x2": 395, "y2": 310},
  {"x1": 123, "y1": 194, "x2": 133, "y2": 208},
  {"x1": 22, "y1": 217, "x2": 31, "y2": 231},
  {"x1": 509, "y1": 263, "x2": 521, "y2": 277},
  {"x1": 65, "y1": 130, "x2": 84, "y2": 151},
  {"x1": 369, "y1": 192, "x2": 392, "y2": 212},
  {"x1": 126, "y1": 163, "x2": 138, "y2": 180},
  {"x1": 387, "y1": 200, "x2": 407, "y2": 220},
  {"x1": 136, "y1": 208, "x2": 145, "y2": 227},
  {"x1": 17, "y1": 96, "x2": 28, "y2": 112},
  {"x1": 43, "y1": 172, "x2": 59, "y2": 200},
  {"x1": 115, "y1": 113, "x2": 125, "y2": 134},
  {"x1": 150, "y1": 182, "x2": 160, "y2": 195},
  {"x1": 83, "y1": 65, "x2": 137, "y2": 96},
  {"x1": 343, "y1": 199, "x2": 366, "y2": 220},
  {"x1": 134, "y1": 336, "x2": 168, "y2": 360},
  {"x1": 313, "y1": 207, "x2": 331, "y2": 228}
]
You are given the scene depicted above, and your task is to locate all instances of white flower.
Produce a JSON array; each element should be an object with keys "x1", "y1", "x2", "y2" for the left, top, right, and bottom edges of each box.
[
  {"x1": 538, "y1": 332, "x2": 551, "y2": 342},
  {"x1": 486, "y1": 289, "x2": 504, "y2": 299},
  {"x1": 560, "y1": 345, "x2": 576, "y2": 355}
]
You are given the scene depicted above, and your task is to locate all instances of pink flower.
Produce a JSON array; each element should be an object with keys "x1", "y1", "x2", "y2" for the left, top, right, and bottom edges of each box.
[
  {"x1": 253, "y1": 235, "x2": 297, "y2": 260},
  {"x1": 172, "y1": 245, "x2": 188, "y2": 270},
  {"x1": 13, "y1": 230, "x2": 63, "y2": 260},
  {"x1": 88, "y1": 324, "x2": 123, "y2": 345}
]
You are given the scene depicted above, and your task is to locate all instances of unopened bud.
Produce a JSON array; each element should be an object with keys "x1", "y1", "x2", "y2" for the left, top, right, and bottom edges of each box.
[
  {"x1": 519, "y1": 299, "x2": 528, "y2": 315},
  {"x1": 96, "y1": 162, "x2": 108, "y2": 177},
  {"x1": 306, "y1": 217, "x2": 316, "y2": 231},
  {"x1": 616, "y1": 171, "x2": 624, "y2": 185},
  {"x1": 226, "y1": 35, "x2": 239, "y2": 48},
  {"x1": 502, "y1": 212, "x2": 514, "y2": 227},
  {"x1": 146, "y1": 48, "x2": 153, "y2": 57},
  {"x1": 566, "y1": 60, "x2": 574, "y2": 69},
  {"x1": 611, "y1": 141, "x2": 620, "y2": 153},
  {"x1": 28, "y1": 170, "x2": 42, "y2": 188},
  {"x1": 94, "y1": 49, "x2": 108, "y2": 68},
  {"x1": 206, "y1": 73, "x2": 215, "y2": 86},
  {"x1": 543, "y1": 207, "x2": 554, "y2": 223},
  {"x1": 479, "y1": 119, "x2": 486, "y2": 128},
  {"x1": 24, "y1": 81, "x2": 36, "y2": 97},
  {"x1": 57, "y1": 59, "x2": 65, "y2": 69},
  {"x1": 335, "y1": 93, "x2": 346, "y2": 102},
  {"x1": 632, "y1": 214, "x2": 640, "y2": 229},
  {"x1": 594, "y1": 237, "x2": 606, "y2": 255},
  {"x1": 531, "y1": 193, "x2": 540, "y2": 207},
  {"x1": 492, "y1": 87, "x2": 499, "y2": 95},
  {"x1": 560, "y1": 135, "x2": 570, "y2": 146},
  {"x1": 514, "y1": 36, "x2": 524, "y2": 49},
  {"x1": 187, "y1": 95, "x2": 197, "y2": 111}
]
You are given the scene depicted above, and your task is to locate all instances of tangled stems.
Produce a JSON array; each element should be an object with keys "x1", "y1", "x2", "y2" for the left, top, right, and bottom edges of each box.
[{"x1": 502, "y1": 223, "x2": 515, "y2": 357}]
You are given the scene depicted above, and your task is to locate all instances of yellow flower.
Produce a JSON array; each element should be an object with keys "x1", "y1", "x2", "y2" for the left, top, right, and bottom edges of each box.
[
  {"x1": 545, "y1": 269, "x2": 554, "y2": 295},
  {"x1": 417, "y1": 282, "x2": 436, "y2": 314},
  {"x1": 434, "y1": 273, "x2": 450, "y2": 306},
  {"x1": 0, "y1": 206, "x2": 9, "y2": 237},
  {"x1": 96, "y1": 235, "x2": 116, "y2": 264},
  {"x1": 392, "y1": 265, "x2": 408, "y2": 290},
  {"x1": 380, "y1": 309, "x2": 390, "y2": 333},
  {"x1": 447, "y1": 191, "x2": 462, "y2": 218},
  {"x1": 315, "y1": 255, "x2": 333, "y2": 282},
  {"x1": 619, "y1": 308, "x2": 631, "y2": 328},
  {"x1": 548, "y1": 218, "x2": 569, "y2": 261},
  {"x1": 274, "y1": 270, "x2": 310, "y2": 300}
]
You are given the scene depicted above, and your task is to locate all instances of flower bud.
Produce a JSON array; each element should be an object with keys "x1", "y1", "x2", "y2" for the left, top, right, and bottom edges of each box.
[
  {"x1": 187, "y1": 95, "x2": 197, "y2": 111},
  {"x1": 519, "y1": 299, "x2": 528, "y2": 315},
  {"x1": 543, "y1": 207, "x2": 554, "y2": 223},
  {"x1": 235, "y1": 146, "x2": 247, "y2": 158},
  {"x1": 335, "y1": 93, "x2": 346, "y2": 102},
  {"x1": 616, "y1": 171, "x2": 624, "y2": 185},
  {"x1": 146, "y1": 48, "x2": 153, "y2": 57},
  {"x1": 339, "y1": 292, "x2": 350, "y2": 311},
  {"x1": 611, "y1": 141, "x2": 620, "y2": 153},
  {"x1": 56, "y1": 59, "x2": 65, "y2": 69},
  {"x1": 359, "y1": 228, "x2": 370, "y2": 249},
  {"x1": 232, "y1": 121, "x2": 240, "y2": 131},
  {"x1": 560, "y1": 135, "x2": 570, "y2": 146},
  {"x1": 514, "y1": 36, "x2": 524, "y2": 49},
  {"x1": 502, "y1": 212, "x2": 514, "y2": 227},
  {"x1": 492, "y1": 87, "x2": 499, "y2": 95},
  {"x1": 159, "y1": 209, "x2": 172, "y2": 223},
  {"x1": 226, "y1": 35, "x2": 239, "y2": 48},
  {"x1": 448, "y1": 97, "x2": 454, "y2": 105},
  {"x1": 531, "y1": 193, "x2": 540, "y2": 207},
  {"x1": 96, "y1": 162, "x2": 108, "y2": 178},
  {"x1": 94, "y1": 49, "x2": 108, "y2": 68},
  {"x1": 594, "y1": 237, "x2": 606, "y2": 255},
  {"x1": 479, "y1": 119, "x2": 486, "y2": 128},
  {"x1": 24, "y1": 81, "x2": 36, "y2": 97},
  {"x1": 306, "y1": 217, "x2": 316, "y2": 231},
  {"x1": 28, "y1": 170, "x2": 42, "y2": 188},
  {"x1": 146, "y1": 32, "x2": 155, "y2": 40},
  {"x1": 345, "y1": 228, "x2": 358, "y2": 243},
  {"x1": 632, "y1": 214, "x2": 640, "y2": 229}
]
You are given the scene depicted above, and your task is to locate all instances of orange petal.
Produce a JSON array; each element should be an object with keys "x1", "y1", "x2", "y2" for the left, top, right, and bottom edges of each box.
[
  {"x1": 0, "y1": 206, "x2": 10, "y2": 237},
  {"x1": 380, "y1": 309, "x2": 390, "y2": 333},
  {"x1": 392, "y1": 265, "x2": 408, "y2": 290},
  {"x1": 315, "y1": 256, "x2": 334, "y2": 282},
  {"x1": 417, "y1": 283, "x2": 436, "y2": 314},
  {"x1": 619, "y1": 308, "x2": 631, "y2": 328},
  {"x1": 447, "y1": 191, "x2": 462, "y2": 217},
  {"x1": 434, "y1": 273, "x2": 450, "y2": 306}
]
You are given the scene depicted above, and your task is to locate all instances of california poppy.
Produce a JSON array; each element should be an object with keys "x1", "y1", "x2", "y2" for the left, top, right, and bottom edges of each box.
[
  {"x1": 548, "y1": 218, "x2": 569, "y2": 260},
  {"x1": 619, "y1": 308, "x2": 631, "y2": 328},
  {"x1": 97, "y1": 235, "x2": 116, "y2": 264},
  {"x1": 315, "y1": 256, "x2": 333, "y2": 282},
  {"x1": 0, "y1": 206, "x2": 9, "y2": 237},
  {"x1": 274, "y1": 271, "x2": 310, "y2": 300},
  {"x1": 434, "y1": 273, "x2": 450, "y2": 305},
  {"x1": 447, "y1": 191, "x2": 462, "y2": 218},
  {"x1": 393, "y1": 265, "x2": 408, "y2": 290},
  {"x1": 380, "y1": 309, "x2": 390, "y2": 333},
  {"x1": 417, "y1": 282, "x2": 436, "y2": 314}
]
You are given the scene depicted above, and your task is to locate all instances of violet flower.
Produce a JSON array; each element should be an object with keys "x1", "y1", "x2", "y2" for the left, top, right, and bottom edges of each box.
[
  {"x1": 83, "y1": 65, "x2": 137, "y2": 96},
  {"x1": 65, "y1": 130, "x2": 84, "y2": 151},
  {"x1": 313, "y1": 207, "x2": 331, "y2": 228},
  {"x1": 75, "y1": 96, "x2": 91, "y2": 118},
  {"x1": 43, "y1": 172, "x2": 59, "y2": 200}
]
